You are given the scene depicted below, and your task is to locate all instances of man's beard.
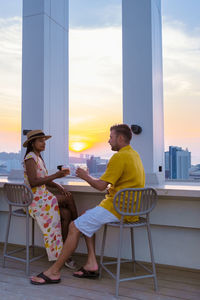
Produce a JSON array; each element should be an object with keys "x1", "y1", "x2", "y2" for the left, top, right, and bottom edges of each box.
[{"x1": 111, "y1": 145, "x2": 119, "y2": 151}]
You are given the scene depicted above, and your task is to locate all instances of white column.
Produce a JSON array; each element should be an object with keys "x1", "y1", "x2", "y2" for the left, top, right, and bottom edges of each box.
[
  {"x1": 122, "y1": 0, "x2": 164, "y2": 184},
  {"x1": 21, "y1": 0, "x2": 69, "y2": 170}
]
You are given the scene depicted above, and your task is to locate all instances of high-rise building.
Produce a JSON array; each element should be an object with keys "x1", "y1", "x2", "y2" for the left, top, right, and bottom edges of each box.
[
  {"x1": 165, "y1": 151, "x2": 170, "y2": 179},
  {"x1": 166, "y1": 146, "x2": 191, "y2": 180},
  {"x1": 86, "y1": 156, "x2": 97, "y2": 173},
  {"x1": 86, "y1": 156, "x2": 108, "y2": 175}
]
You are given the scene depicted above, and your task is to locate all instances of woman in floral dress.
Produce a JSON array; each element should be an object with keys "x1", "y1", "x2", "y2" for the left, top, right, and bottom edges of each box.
[{"x1": 23, "y1": 130, "x2": 78, "y2": 265}]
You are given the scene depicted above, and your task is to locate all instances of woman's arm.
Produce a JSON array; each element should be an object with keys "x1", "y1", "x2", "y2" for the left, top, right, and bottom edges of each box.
[
  {"x1": 46, "y1": 181, "x2": 66, "y2": 193},
  {"x1": 46, "y1": 181, "x2": 61, "y2": 188},
  {"x1": 25, "y1": 158, "x2": 68, "y2": 188}
]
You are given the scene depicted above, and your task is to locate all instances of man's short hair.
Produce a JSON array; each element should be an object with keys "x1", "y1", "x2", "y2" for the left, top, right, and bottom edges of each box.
[{"x1": 110, "y1": 124, "x2": 132, "y2": 143}]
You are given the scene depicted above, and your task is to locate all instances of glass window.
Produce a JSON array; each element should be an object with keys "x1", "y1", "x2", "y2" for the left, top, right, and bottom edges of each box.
[
  {"x1": 69, "y1": 0, "x2": 122, "y2": 176},
  {"x1": 162, "y1": 0, "x2": 200, "y2": 180},
  {"x1": 0, "y1": 1, "x2": 22, "y2": 176}
]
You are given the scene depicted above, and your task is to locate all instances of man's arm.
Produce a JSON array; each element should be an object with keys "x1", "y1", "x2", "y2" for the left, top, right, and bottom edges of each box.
[{"x1": 76, "y1": 167, "x2": 109, "y2": 191}]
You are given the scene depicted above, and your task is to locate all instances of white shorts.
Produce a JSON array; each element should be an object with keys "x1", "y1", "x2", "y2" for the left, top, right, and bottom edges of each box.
[{"x1": 74, "y1": 206, "x2": 119, "y2": 237}]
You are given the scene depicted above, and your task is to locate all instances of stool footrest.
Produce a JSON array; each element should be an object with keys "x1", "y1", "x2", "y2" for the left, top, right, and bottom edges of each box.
[
  {"x1": 101, "y1": 263, "x2": 155, "y2": 282},
  {"x1": 101, "y1": 265, "x2": 116, "y2": 280},
  {"x1": 6, "y1": 247, "x2": 26, "y2": 255},
  {"x1": 30, "y1": 254, "x2": 45, "y2": 262},
  {"x1": 4, "y1": 252, "x2": 45, "y2": 263},
  {"x1": 3, "y1": 254, "x2": 27, "y2": 263},
  {"x1": 103, "y1": 259, "x2": 134, "y2": 266},
  {"x1": 135, "y1": 261, "x2": 153, "y2": 274},
  {"x1": 101, "y1": 260, "x2": 153, "y2": 274},
  {"x1": 119, "y1": 274, "x2": 155, "y2": 283}
]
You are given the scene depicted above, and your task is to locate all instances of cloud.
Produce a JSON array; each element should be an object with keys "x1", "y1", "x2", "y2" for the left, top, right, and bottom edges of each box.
[
  {"x1": 69, "y1": 26, "x2": 122, "y2": 120},
  {"x1": 163, "y1": 17, "x2": 200, "y2": 97},
  {"x1": 0, "y1": 17, "x2": 22, "y2": 72},
  {"x1": 69, "y1": 0, "x2": 121, "y2": 29},
  {"x1": 69, "y1": 115, "x2": 96, "y2": 126}
]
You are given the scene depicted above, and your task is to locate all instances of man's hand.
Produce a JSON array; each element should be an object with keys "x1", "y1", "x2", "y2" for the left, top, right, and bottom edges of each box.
[
  {"x1": 76, "y1": 167, "x2": 89, "y2": 180},
  {"x1": 76, "y1": 167, "x2": 108, "y2": 191}
]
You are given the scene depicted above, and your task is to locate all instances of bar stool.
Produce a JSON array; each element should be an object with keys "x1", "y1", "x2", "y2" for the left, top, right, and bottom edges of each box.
[
  {"x1": 3, "y1": 183, "x2": 44, "y2": 275},
  {"x1": 99, "y1": 188, "x2": 158, "y2": 298}
]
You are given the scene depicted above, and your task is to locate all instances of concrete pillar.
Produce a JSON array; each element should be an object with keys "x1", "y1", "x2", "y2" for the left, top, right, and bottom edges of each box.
[
  {"x1": 21, "y1": 0, "x2": 69, "y2": 170},
  {"x1": 122, "y1": 0, "x2": 164, "y2": 184}
]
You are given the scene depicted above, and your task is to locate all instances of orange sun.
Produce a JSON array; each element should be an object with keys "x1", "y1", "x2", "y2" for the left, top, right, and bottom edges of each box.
[{"x1": 70, "y1": 142, "x2": 86, "y2": 152}]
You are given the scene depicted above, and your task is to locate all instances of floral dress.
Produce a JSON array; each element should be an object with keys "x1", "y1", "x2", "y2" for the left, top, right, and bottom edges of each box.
[{"x1": 24, "y1": 151, "x2": 63, "y2": 261}]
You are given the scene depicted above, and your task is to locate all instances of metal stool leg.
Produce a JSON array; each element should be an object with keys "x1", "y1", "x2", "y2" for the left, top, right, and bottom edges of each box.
[
  {"x1": 130, "y1": 227, "x2": 136, "y2": 273},
  {"x1": 99, "y1": 224, "x2": 107, "y2": 279},
  {"x1": 146, "y1": 219, "x2": 158, "y2": 291},
  {"x1": 3, "y1": 207, "x2": 12, "y2": 267},
  {"x1": 26, "y1": 212, "x2": 30, "y2": 276},
  {"x1": 116, "y1": 224, "x2": 123, "y2": 298},
  {"x1": 31, "y1": 218, "x2": 35, "y2": 256}
]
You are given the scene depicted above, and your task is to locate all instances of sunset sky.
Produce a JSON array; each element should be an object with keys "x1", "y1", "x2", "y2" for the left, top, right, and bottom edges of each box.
[{"x1": 0, "y1": 0, "x2": 200, "y2": 164}]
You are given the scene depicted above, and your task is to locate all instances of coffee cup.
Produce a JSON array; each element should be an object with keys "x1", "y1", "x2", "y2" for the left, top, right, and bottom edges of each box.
[
  {"x1": 57, "y1": 165, "x2": 70, "y2": 175},
  {"x1": 57, "y1": 165, "x2": 63, "y2": 171}
]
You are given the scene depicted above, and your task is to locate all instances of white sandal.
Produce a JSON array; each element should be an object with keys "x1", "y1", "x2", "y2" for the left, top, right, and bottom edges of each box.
[{"x1": 64, "y1": 257, "x2": 77, "y2": 270}]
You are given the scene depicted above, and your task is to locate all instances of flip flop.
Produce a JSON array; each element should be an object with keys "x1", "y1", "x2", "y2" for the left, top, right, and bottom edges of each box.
[
  {"x1": 30, "y1": 272, "x2": 61, "y2": 285},
  {"x1": 73, "y1": 267, "x2": 99, "y2": 279}
]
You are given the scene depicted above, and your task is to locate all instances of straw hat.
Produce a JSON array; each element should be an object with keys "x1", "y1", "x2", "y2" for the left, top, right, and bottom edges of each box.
[{"x1": 23, "y1": 130, "x2": 51, "y2": 147}]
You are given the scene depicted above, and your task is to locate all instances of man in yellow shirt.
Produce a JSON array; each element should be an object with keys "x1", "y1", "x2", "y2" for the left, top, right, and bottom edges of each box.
[{"x1": 30, "y1": 124, "x2": 145, "y2": 284}]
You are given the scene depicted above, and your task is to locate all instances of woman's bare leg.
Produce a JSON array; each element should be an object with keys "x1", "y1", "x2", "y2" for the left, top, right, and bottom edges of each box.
[
  {"x1": 64, "y1": 192, "x2": 78, "y2": 220},
  {"x1": 56, "y1": 195, "x2": 72, "y2": 242},
  {"x1": 57, "y1": 193, "x2": 78, "y2": 220}
]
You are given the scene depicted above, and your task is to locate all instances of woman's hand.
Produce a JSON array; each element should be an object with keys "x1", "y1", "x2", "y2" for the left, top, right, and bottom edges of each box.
[
  {"x1": 55, "y1": 184, "x2": 71, "y2": 197},
  {"x1": 63, "y1": 189, "x2": 72, "y2": 198},
  {"x1": 55, "y1": 169, "x2": 70, "y2": 178},
  {"x1": 52, "y1": 182, "x2": 65, "y2": 194}
]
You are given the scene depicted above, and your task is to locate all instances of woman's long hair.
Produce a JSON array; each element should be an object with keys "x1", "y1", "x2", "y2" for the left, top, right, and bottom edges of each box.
[
  {"x1": 24, "y1": 139, "x2": 47, "y2": 170},
  {"x1": 24, "y1": 140, "x2": 34, "y2": 159},
  {"x1": 24, "y1": 139, "x2": 44, "y2": 161}
]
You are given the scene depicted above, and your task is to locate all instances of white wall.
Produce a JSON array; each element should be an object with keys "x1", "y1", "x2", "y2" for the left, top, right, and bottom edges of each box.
[
  {"x1": 21, "y1": 0, "x2": 69, "y2": 170},
  {"x1": 1, "y1": 187, "x2": 200, "y2": 270}
]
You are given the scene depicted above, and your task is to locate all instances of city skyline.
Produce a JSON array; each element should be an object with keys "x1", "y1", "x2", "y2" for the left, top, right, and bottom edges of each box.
[
  {"x1": 0, "y1": 145, "x2": 198, "y2": 182},
  {"x1": 0, "y1": 1, "x2": 200, "y2": 163}
]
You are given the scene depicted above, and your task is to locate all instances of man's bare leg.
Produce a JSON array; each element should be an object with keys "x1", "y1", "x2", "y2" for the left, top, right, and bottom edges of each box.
[
  {"x1": 31, "y1": 221, "x2": 80, "y2": 283},
  {"x1": 74, "y1": 234, "x2": 98, "y2": 275}
]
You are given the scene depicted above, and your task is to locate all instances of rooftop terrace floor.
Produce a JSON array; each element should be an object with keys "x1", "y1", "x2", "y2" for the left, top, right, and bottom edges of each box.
[{"x1": 0, "y1": 244, "x2": 200, "y2": 300}]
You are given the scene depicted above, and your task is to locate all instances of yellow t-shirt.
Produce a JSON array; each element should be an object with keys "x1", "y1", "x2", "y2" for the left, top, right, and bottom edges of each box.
[{"x1": 99, "y1": 145, "x2": 145, "y2": 222}]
